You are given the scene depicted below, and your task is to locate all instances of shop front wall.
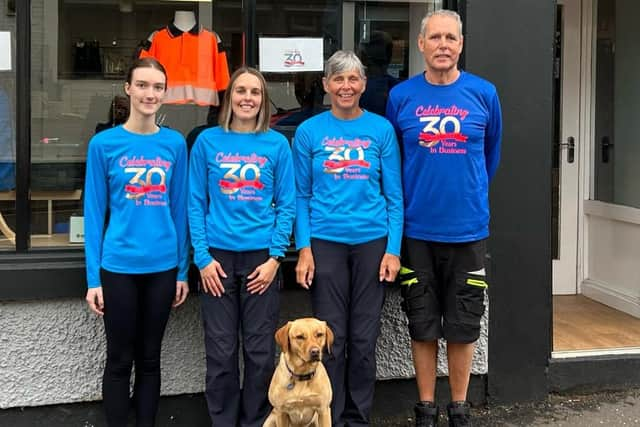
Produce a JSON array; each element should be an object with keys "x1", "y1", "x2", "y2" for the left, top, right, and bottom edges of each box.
[
  {"x1": 0, "y1": 291, "x2": 488, "y2": 408},
  {"x1": 0, "y1": 0, "x2": 492, "y2": 409}
]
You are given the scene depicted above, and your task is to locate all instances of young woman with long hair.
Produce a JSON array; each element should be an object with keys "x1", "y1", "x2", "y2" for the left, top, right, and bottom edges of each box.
[{"x1": 84, "y1": 57, "x2": 189, "y2": 427}]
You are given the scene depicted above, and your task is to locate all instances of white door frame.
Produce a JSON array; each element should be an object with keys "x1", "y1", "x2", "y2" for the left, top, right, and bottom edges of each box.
[
  {"x1": 554, "y1": 0, "x2": 595, "y2": 296},
  {"x1": 577, "y1": 0, "x2": 595, "y2": 295}
]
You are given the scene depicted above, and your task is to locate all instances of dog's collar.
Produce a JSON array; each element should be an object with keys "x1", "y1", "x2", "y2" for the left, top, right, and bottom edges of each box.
[{"x1": 284, "y1": 359, "x2": 316, "y2": 382}]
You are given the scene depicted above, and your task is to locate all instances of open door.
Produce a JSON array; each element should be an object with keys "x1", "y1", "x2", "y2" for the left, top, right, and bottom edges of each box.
[
  {"x1": 553, "y1": 0, "x2": 640, "y2": 355},
  {"x1": 552, "y1": 0, "x2": 581, "y2": 295}
]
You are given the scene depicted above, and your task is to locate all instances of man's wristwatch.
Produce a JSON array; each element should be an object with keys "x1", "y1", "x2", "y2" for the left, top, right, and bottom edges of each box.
[{"x1": 270, "y1": 255, "x2": 284, "y2": 263}]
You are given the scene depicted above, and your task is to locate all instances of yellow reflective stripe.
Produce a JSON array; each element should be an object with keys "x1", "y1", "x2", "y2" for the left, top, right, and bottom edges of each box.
[
  {"x1": 466, "y1": 278, "x2": 488, "y2": 288},
  {"x1": 399, "y1": 266, "x2": 414, "y2": 275},
  {"x1": 399, "y1": 266, "x2": 418, "y2": 286},
  {"x1": 400, "y1": 278, "x2": 418, "y2": 286}
]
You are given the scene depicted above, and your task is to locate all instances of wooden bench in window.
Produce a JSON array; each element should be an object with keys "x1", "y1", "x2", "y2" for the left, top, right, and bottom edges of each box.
[{"x1": 0, "y1": 190, "x2": 83, "y2": 243}]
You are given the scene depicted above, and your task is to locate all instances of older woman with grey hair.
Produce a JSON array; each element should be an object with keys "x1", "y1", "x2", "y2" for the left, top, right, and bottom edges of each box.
[{"x1": 292, "y1": 50, "x2": 403, "y2": 426}]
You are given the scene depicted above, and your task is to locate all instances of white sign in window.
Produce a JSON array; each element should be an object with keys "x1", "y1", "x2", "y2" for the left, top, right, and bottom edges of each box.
[
  {"x1": 258, "y1": 37, "x2": 324, "y2": 73},
  {"x1": 0, "y1": 32, "x2": 11, "y2": 71}
]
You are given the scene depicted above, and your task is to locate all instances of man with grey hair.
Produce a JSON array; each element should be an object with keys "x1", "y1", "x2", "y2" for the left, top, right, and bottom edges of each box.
[{"x1": 386, "y1": 9, "x2": 502, "y2": 427}]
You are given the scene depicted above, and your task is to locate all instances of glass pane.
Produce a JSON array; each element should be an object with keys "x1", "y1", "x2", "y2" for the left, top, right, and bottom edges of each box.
[
  {"x1": 257, "y1": 0, "x2": 442, "y2": 141},
  {"x1": 30, "y1": 0, "x2": 231, "y2": 248},
  {"x1": 593, "y1": 0, "x2": 640, "y2": 208},
  {"x1": 213, "y1": 1, "x2": 244, "y2": 73},
  {"x1": 0, "y1": 0, "x2": 16, "y2": 250},
  {"x1": 354, "y1": 1, "x2": 443, "y2": 116},
  {"x1": 256, "y1": 0, "x2": 340, "y2": 141}
]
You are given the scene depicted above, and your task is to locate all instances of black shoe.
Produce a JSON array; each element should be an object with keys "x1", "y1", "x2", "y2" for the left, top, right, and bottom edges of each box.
[
  {"x1": 447, "y1": 401, "x2": 472, "y2": 427},
  {"x1": 414, "y1": 401, "x2": 439, "y2": 427}
]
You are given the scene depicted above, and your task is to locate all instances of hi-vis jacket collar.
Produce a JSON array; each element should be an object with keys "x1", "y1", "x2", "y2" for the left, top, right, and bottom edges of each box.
[{"x1": 167, "y1": 22, "x2": 200, "y2": 37}]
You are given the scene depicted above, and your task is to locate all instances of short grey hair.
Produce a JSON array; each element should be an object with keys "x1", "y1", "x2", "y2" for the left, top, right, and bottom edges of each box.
[
  {"x1": 419, "y1": 9, "x2": 463, "y2": 38},
  {"x1": 324, "y1": 50, "x2": 366, "y2": 80}
]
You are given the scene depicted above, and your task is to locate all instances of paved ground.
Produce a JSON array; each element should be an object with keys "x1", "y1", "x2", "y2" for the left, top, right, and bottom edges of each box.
[
  {"x1": 3, "y1": 387, "x2": 640, "y2": 426},
  {"x1": 378, "y1": 387, "x2": 640, "y2": 426}
]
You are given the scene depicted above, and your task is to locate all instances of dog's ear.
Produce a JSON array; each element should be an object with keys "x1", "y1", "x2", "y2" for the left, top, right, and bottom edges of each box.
[
  {"x1": 324, "y1": 322, "x2": 334, "y2": 354},
  {"x1": 275, "y1": 322, "x2": 291, "y2": 353}
]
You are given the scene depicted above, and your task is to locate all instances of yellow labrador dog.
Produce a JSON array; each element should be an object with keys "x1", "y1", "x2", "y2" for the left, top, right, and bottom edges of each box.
[{"x1": 263, "y1": 318, "x2": 334, "y2": 427}]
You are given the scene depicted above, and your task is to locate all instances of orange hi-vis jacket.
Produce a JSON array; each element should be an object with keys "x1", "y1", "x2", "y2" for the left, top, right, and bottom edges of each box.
[{"x1": 140, "y1": 23, "x2": 230, "y2": 106}]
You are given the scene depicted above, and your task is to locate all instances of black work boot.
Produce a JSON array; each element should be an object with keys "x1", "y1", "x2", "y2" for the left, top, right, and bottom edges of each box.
[
  {"x1": 414, "y1": 401, "x2": 439, "y2": 427},
  {"x1": 447, "y1": 401, "x2": 472, "y2": 427}
]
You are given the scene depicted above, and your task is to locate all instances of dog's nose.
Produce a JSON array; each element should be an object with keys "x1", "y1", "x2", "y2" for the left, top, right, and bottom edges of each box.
[{"x1": 310, "y1": 347, "x2": 321, "y2": 360}]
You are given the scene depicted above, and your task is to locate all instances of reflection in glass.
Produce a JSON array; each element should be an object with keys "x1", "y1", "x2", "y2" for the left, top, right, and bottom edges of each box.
[
  {"x1": 0, "y1": 5, "x2": 16, "y2": 249},
  {"x1": 594, "y1": 0, "x2": 640, "y2": 209},
  {"x1": 354, "y1": 0, "x2": 442, "y2": 116},
  {"x1": 258, "y1": 0, "x2": 442, "y2": 140},
  {"x1": 359, "y1": 28, "x2": 402, "y2": 116},
  {"x1": 30, "y1": 0, "x2": 227, "y2": 247},
  {"x1": 256, "y1": 0, "x2": 339, "y2": 142}
]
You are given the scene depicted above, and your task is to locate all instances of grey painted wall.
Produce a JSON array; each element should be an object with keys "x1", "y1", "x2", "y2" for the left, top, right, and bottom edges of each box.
[
  {"x1": 465, "y1": 0, "x2": 554, "y2": 404},
  {"x1": 0, "y1": 288, "x2": 488, "y2": 408}
]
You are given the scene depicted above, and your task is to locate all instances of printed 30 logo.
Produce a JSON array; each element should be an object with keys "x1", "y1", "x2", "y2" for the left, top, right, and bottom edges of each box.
[
  {"x1": 219, "y1": 163, "x2": 263, "y2": 194},
  {"x1": 323, "y1": 146, "x2": 370, "y2": 173},
  {"x1": 418, "y1": 116, "x2": 467, "y2": 148},
  {"x1": 283, "y1": 50, "x2": 305, "y2": 67},
  {"x1": 124, "y1": 167, "x2": 166, "y2": 199}
]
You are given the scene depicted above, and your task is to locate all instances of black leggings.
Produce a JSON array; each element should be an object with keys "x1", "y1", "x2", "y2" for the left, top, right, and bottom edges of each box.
[{"x1": 101, "y1": 268, "x2": 177, "y2": 427}]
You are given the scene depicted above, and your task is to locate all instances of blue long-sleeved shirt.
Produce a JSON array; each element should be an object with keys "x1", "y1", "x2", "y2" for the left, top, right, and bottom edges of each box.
[
  {"x1": 84, "y1": 125, "x2": 189, "y2": 288},
  {"x1": 188, "y1": 127, "x2": 296, "y2": 269},
  {"x1": 293, "y1": 110, "x2": 403, "y2": 255},
  {"x1": 386, "y1": 71, "x2": 502, "y2": 243}
]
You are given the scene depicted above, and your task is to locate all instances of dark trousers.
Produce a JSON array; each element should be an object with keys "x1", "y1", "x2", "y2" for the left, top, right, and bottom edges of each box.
[
  {"x1": 310, "y1": 237, "x2": 386, "y2": 427},
  {"x1": 101, "y1": 268, "x2": 177, "y2": 427},
  {"x1": 200, "y1": 248, "x2": 280, "y2": 427}
]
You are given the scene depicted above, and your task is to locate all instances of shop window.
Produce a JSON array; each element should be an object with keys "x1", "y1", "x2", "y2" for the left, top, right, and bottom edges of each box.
[
  {"x1": 29, "y1": 0, "x2": 238, "y2": 248},
  {"x1": 256, "y1": 0, "x2": 340, "y2": 141},
  {"x1": 0, "y1": 1, "x2": 16, "y2": 250},
  {"x1": 256, "y1": 0, "x2": 442, "y2": 141},
  {"x1": 351, "y1": 1, "x2": 443, "y2": 115}
]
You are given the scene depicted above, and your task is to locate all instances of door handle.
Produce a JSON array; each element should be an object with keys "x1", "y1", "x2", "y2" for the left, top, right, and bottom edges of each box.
[
  {"x1": 601, "y1": 136, "x2": 613, "y2": 163},
  {"x1": 559, "y1": 136, "x2": 575, "y2": 163}
]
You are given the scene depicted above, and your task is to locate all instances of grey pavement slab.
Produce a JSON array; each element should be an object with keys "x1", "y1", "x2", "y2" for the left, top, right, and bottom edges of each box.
[
  {"x1": 2, "y1": 387, "x2": 640, "y2": 426},
  {"x1": 377, "y1": 387, "x2": 640, "y2": 426}
]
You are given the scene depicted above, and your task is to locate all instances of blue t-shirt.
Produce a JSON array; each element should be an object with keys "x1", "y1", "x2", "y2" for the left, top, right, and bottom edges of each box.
[
  {"x1": 188, "y1": 126, "x2": 296, "y2": 269},
  {"x1": 293, "y1": 110, "x2": 403, "y2": 255},
  {"x1": 84, "y1": 125, "x2": 189, "y2": 288},
  {"x1": 386, "y1": 71, "x2": 502, "y2": 243}
]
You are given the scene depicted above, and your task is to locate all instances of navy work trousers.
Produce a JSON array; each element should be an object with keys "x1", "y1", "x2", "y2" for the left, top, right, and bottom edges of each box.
[
  {"x1": 200, "y1": 248, "x2": 280, "y2": 427},
  {"x1": 310, "y1": 237, "x2": 386, "y2": 427}
]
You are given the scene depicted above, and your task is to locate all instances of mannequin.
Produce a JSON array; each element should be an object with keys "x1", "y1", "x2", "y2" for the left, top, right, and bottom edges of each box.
[
  {"x1": 173, "y1": 11, "x2": 197, "y2": 32},
  {"x1": 140, "y1": 9, "x2": 230, "y2": 106}
]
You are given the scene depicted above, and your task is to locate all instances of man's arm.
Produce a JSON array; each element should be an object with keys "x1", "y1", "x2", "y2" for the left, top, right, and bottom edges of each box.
[{"x1": 485, "y1": 90, "x2": 503, "y2": 181}]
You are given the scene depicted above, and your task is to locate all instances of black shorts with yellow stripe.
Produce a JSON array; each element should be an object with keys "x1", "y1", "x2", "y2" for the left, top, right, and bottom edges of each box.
[{"x1": 399, "y1": 237, "x2": 487, "y2": 343}]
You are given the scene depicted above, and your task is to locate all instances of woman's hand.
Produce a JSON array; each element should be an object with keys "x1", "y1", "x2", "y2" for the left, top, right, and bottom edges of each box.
[
  {"x1": 247, "y1": 258, "x2": 280, "y2": 295},
  {"x1": 200, "y1": 260, "x2": 227, "y2": 297},
  {"x1": 379, "y1": 253, "x2": 401, "y2": 282},
  {"x1": 295, "y1": 247, "x2": 315, "y2": 289},
  {"x1": 173, "y1": 281, "x2": 189, "y2": 307},
  {"x1": 86, "y1": 287, "x2": 104, "y2": 316}
]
